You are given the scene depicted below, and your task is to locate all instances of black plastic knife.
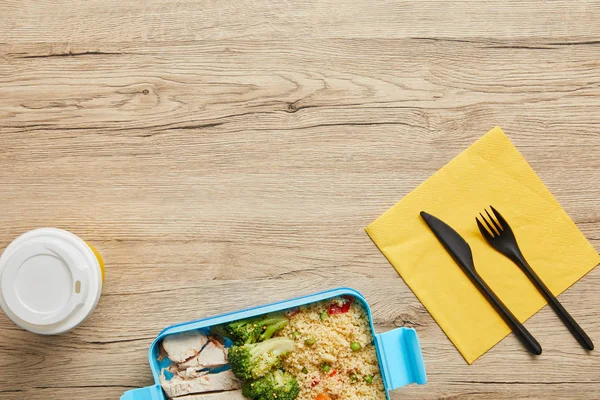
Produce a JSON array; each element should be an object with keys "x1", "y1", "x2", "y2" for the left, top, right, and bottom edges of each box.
[{"x1": 420, "y1": 211, "x2": 542, "y2": 356}]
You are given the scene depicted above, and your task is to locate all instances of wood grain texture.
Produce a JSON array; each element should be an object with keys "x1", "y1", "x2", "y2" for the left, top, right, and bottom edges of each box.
[{"x1": 0, "y1": 1, "x2": 599, "y2": 399}]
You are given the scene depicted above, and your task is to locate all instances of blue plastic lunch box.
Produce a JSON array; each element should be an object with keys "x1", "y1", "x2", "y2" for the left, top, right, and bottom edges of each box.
[{"x1": 121, "y1": 287, "x2": 427, "y2": 400}]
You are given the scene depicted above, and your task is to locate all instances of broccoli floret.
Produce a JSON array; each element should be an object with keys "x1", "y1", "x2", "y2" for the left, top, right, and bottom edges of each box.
[
  {"x1": 225, "y1": 317, "x2": 264, "y2": 345},
  {"x1": 228, "y1": 337, "x2": 295, "y2": 380},
  {"x1": 258, "y1": 313, "x2": 289, "y2": 341},
  {"x1": 242, "y1": 370, "x2": 300, "y2": 400},
  {"x1": 225, "y1": 313, "x2": 289, "y2": 345}
]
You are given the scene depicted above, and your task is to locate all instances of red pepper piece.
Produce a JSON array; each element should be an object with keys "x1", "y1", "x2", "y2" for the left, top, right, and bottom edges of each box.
[{"x1": 328, "y1": 296, "x2": 353, "y2": 315}]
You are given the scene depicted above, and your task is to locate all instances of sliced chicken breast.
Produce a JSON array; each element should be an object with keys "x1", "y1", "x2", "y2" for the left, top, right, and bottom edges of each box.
[
  {"x1": 171, "y1": 389, "x2": 246, "y2": 400},
  {"x1": 169, "y1": 364, "x2": 209, "y2": 380},
  {"x1": 179, "y1": 340, "x2": 228, "y2": 369},
  {"x1": 160, "y1": 369, "x2": 242, "y2": 398},
  {"x1": 162, "y1": 331, "x2": 209, "y2": 363}
]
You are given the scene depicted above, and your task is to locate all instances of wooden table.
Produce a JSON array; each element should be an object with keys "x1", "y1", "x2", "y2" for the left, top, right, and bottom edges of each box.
[{"x1": 1, "y1": 1, "x2": 599, "y2": 399}]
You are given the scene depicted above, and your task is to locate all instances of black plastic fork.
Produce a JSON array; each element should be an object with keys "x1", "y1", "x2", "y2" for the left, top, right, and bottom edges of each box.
[{"x1": 476, "y1": 206, "x2": 594, "y2": 351}]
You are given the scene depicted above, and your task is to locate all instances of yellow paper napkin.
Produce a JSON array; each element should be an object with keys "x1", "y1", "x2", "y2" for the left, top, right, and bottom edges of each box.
[{"x1": 366, "y1": 127, "x2": 600, "y2": 364}]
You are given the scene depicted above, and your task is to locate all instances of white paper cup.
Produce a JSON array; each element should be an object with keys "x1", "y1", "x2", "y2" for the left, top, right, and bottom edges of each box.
[{"x1": 0, "y1": 228, "x2": 104, "y2": 334}]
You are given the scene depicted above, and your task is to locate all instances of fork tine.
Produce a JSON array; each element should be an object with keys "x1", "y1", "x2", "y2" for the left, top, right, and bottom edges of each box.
[
  {"x1": 485, "y1": 209, "x2": 503, "y2": 233},
  {"x1": 490, "y1": 206, "x2": 509, "y2": 231},
  {"x1": 479, "y1": 212, "x2": 498, "y2": 236},
  {"x1": 476, "y1": 217, "x2": 495, "y2": 241}
]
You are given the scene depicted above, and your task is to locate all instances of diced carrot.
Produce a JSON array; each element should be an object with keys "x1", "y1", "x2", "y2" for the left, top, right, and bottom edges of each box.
[{"x1": 315, "y1": 394, "x2": 332, "y2": 400}]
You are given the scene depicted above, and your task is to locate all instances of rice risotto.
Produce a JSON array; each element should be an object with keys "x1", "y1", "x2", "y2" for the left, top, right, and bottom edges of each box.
[{"x1": 280, "y1": 297, "x2": 386, "y2": 400}]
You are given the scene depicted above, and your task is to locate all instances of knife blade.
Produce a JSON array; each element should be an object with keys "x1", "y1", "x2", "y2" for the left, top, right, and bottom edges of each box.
[{"x1": 420, "y1": 211, "x2": 542, "y2": 356}]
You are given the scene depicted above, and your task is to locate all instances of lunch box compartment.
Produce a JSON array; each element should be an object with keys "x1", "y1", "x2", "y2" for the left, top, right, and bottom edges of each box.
[{"x1": 121, "y1": 287, "x2": 427, "y2": 400}]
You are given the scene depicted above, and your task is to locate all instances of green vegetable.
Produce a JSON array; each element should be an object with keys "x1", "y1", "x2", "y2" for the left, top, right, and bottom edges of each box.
[
  {"x1": 258, "y1": 314, "x2": 290, "y2": 342},
  {"x1": 321, "y1": 363, "x2": 331, "y2": 373},
  {"x1": 210, "y1": 324, "x2": 233, "y2": 341},
  {"x1": 301, "y1": 367, "x2": 308, "y2": 374},
  {"x1": 304, "y1": 337, "x2": 316, "y2": 346},
  {"x1": 320, "y1": 311, "x2": 328, "y2": 321},
  {"x1": 228, "y1": 337, "x2": 295, "y2": 380},
  {"x1": 350, "y1": 373, "x2": 359, "y2": 382},
  {"x1": 224, "y1": 317, "x2": 263, "y2": 345},
  {"x1": 291, "y1": 331, "x2": 299, "y2": 340},
  {"x1": 242, "y1": 369, "x2": 300, "y2": 400},
  {"x1": 364, "y1": 375, "x2": 373, "y2": 384},
  {"x1": 225, "y1": 313, "x2": 289, "y2": 345},
  {"x1": 350, "y1": 342, "x2": 361, "y2": 352}
]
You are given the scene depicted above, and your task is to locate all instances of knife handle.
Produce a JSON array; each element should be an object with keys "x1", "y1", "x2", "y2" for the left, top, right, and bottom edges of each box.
[{"x1": 471, "y1": 272, "x2": 542, "y2": 355}]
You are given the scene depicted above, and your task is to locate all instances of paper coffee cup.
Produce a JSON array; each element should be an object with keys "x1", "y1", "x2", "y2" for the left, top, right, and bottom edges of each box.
[{"x1": 0, "y1": 228, "x2": 104, "y2": 334}]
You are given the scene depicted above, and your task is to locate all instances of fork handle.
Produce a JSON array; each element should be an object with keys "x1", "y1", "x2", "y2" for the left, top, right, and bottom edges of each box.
[{"x1": 512, "y1": 254, "x2": 594, "y2": 351}]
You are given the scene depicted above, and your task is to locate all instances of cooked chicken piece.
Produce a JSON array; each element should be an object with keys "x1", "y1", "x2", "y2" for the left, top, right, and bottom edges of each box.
[
  {"x1": 167, "y1": 363, "x2": 181, "y2": 376},
  {"x1": 158, "y1": 343, "x2": 169, "y2": 362},
  {"x1": 167, "y1": 363, "x2": 208, "y2": 380},
  {"x1": 178, "y1": 368, "x2": 208, "y2": 380},
  {"x1": 179, "y1": 339, "x2": 228, "y2": 370},
  {"x1": 171, "y1": 390, "x2": 246, "y2": 400},
  {"x1": 160, "y1": 369, "x2": 242, "y2": 398},
  {"x1": 162, "y1": 331, "x2": 209, "y2": 363}
]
